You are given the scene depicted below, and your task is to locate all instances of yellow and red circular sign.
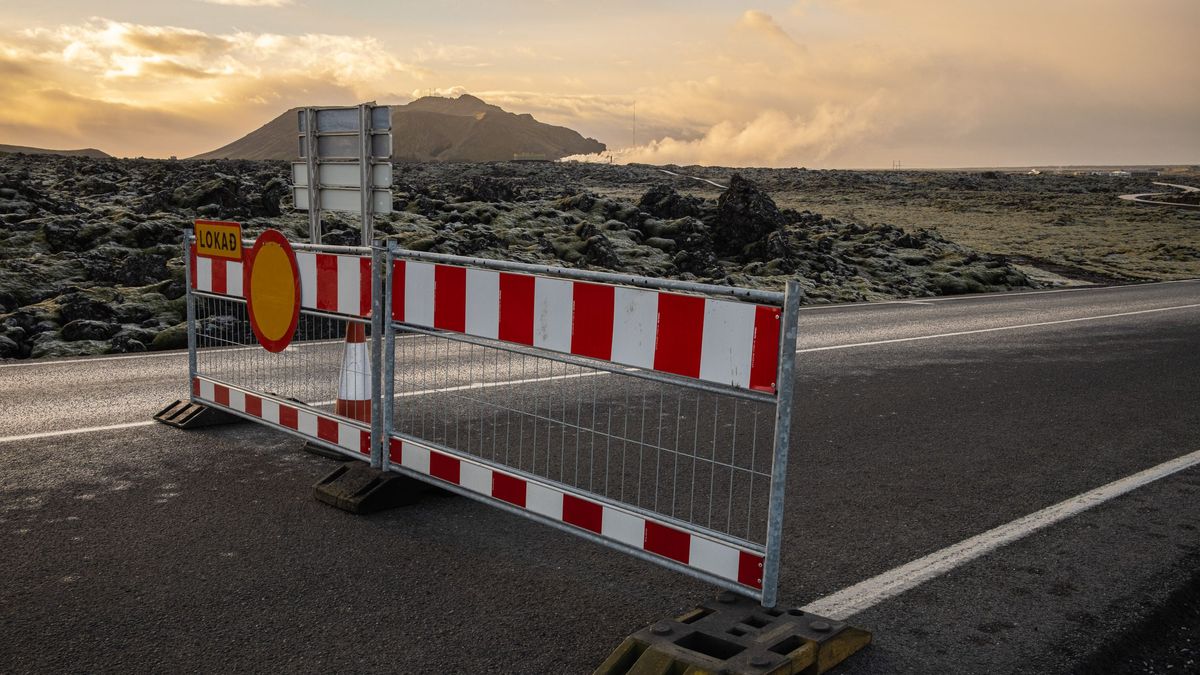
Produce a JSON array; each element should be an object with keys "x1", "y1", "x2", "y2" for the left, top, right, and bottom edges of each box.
[{"x1": 245, "y1": 229, "x2": 300, "y2": 353}]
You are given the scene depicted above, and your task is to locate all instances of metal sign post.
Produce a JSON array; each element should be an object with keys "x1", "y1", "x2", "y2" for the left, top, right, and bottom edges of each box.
[{"x1": 294, "y1": 103, "x2": 392, "y2": 245}]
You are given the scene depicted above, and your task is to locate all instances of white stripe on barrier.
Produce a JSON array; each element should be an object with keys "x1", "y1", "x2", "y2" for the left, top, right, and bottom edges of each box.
[
  {"x1": 691, "y1": 535, "x2": 740, "y2": 580},
  {"x1": 699, "y1": 299, "x2": 756, "y2": 388},
  {"x1": 297, "y1": 410, "x2": 318, "y2": 438},
  {"x1": 226, "y1": 261, "x2": 244, "y2": 297},
  {"x1": 296, "y1": 252, "x2": 317, "y2": 308},
  {"x1": 196, "y1": 257, "x2": 213, "y2": 293},
  {"x1": 405, "y1": 261, "x2": 435, "y2": 327},
  {"x1": 465, "y1": 268, "x2": 500, "y2": 339},
  {"x1": 261, "y1": 398, "x2": 280, "y2": 424},
  {"x1": 602, "y1": 507, "x2": 645, "y2": 549},
  {"x1": 526, "y1": 482, "x2": 564, "y2": 520},
  {"x1": 337, "y1": 421, "x2": 359, "y2": 452},
  {"x1": 533, "y1": 276, "x2": 573, "y2": 353},
  {"x1": 336, "y1": 254, "x2": 361, "y2": 316},
  {"x1": 611, "y1": 286, "x2": 659, "y2": 369}
]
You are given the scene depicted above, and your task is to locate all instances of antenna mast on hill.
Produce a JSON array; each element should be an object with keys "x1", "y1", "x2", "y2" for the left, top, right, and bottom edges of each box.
[{"x1": 632, "y1": 101, "x2": 637, "y2": 149}]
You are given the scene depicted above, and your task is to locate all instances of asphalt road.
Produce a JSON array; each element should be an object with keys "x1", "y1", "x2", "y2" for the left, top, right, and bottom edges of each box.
[{"x1": 1, "y1": 280, "x2": 1198, "y2": 673}]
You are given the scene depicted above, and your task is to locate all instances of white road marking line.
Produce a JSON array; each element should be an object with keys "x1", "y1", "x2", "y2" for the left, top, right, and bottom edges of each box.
[
  {"x1": 0, "y1": 336, "x2": 422, "y2": 369},
  {"x1": 0, "y1": 372, "x2": 609, "y2": 444},
  {"x1": 0, "y1": 421, "x2": 157, "y2": 444},
  {"x1": 798, "y1": 303, "x2": 1200, "y2": 353},
  {"x1": 796, "y1": 278, "x2": 1200, "y2": 312},
  {"x1": 802, "y1": 447, "x2": 1200, "y2": 620}
]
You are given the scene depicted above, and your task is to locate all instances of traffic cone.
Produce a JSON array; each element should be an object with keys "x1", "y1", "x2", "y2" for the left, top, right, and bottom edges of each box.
[{"x1": 335, "y1": 323, "x2": 371, "y2": 423}]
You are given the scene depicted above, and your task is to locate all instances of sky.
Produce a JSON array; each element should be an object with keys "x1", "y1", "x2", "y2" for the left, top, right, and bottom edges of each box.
[{"x1": 0, "y1": 0, "x2": 1196, "y2": 167}]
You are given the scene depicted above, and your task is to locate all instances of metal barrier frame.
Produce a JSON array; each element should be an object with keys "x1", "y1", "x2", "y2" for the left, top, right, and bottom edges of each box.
[
  {"x1": 379, "y1": 242, "x2": 801, "y2": 606},
  {"x1": 181, "y1": 231, "x2": 799, "y2": 607}
]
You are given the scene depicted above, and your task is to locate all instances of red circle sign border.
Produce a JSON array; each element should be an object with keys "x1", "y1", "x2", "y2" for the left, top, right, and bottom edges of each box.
[{"x1": 245, "y1": 229, "x2": 301, "y2": 353}]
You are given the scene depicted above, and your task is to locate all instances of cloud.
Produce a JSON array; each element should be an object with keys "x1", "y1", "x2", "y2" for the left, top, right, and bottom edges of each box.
[
  {"x1": 0, "y1": 18, "x2": 425, "y2": 156},
  {"x1": 1, "y1": 4, "x2": 1196, "y2": 166},
  {"x1": 735, "y1": 10, "x2": 804, "y2": 54},
  {"x1": 196, "y1": 0, "x2": 293, "y2": 6}
]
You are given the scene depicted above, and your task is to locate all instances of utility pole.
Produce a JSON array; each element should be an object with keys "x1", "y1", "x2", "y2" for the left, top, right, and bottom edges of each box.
[{"x1": 632, "y1": 100, "x2": 637, "y2": 149}]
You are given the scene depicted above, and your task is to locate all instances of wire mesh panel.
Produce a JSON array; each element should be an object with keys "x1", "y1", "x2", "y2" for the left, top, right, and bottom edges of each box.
[
  {"x1": 192, "y1": 293, "x2": 370, "y2": 417},
  {"x1": 388, "y1": 330, "x2": 775, "y2": 546}
]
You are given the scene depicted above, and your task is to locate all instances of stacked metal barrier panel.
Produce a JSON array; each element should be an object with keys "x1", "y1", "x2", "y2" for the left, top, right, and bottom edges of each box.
[
  {"x1": 381, "y1": 245, "x2": 800, "y2": 606},
  {"x1": 182, "y1": 232, "x2": 799, "y2": 607}
]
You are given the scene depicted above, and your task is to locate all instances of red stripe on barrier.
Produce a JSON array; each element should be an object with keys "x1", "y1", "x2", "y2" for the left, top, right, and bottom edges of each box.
[
  {"x1": 279, "y1": 405, "x2": 298, "y2": 430},
  {"x1": 738, "y1": 551, "x2": 764, "y2": 589},
  {"x1": 189, "y1": 244, "x2": 197, "y2": 289},
  {"x1": 317, "y1": 416, "x2": 338, "y2": 443},
  {"x1": 644, "y1": 521, "x2": 691, "y2": 564},
  {"x1": 359, "y1": 258, "x2": 372, "y2": 316},
  {"x1": 391, "y1": 260, "x2": 405, "y2": 321},
  {"x1": 211, "y1": 258, "x2": 227, "y2": 295},
  {"x1": 389, "y1": 438, "x2": 403, "y2": 463},
  {"x1": 498, "y1": 273, "x2": 535, "y2": 344},
  {"x1": 748, "y1": 306, "x2": 781, "y2": 394},
  {"x1": 434, "y1": 265, "x2": 467, "y2": 332},
  {"x1": 244, "y1": 394, "x2": 262, "y2": 418},
  {"x1": 492, "y1": 473, "x2": 527, "y2": 507},
  {"x1": 429, "y1": 451, "x2": 461, "y2": 484},
  {"x1": 191, "y1": 377, "x2": 199, "y2": 397},
  {"x1": 360, "y1": 430, "x2": 370, "y2": 455},
  {"x1": 562, "y1": 494, "x2": 603, "y2": 533},
  {"x1": 213, "y1": 383, "x2": 230, "y2": 406},
  {"x1": 653, "y1": 294, "x2": 705, "y2": 378},
  {"x1": 316, "y1": 254, "x2": 338, "y2": 312},
  {"x1": 570, "y1": 283, "x2": 615, "y2": 360}
]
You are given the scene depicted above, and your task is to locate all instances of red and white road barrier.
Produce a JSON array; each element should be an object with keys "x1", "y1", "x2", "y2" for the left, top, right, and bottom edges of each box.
[
  {"x1": 190, "y1": 244, "x2": 371, "y2": 318},
  {"x1": 387, "y1": 436, "x2": 765, "y2": 590},
  {"x1": 391, "y1": 260, "x2": 782, "y2": 393},
  {"x1": 193, "y1": 377, "x2": 370, "y2": 456}
]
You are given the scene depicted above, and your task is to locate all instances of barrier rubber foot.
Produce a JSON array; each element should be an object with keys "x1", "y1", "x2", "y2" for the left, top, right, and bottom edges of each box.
[
  {"x1": 313, "y1": 462, "x2": 428, "y2": 514},
  {"x1": 154, "y1": 399, "x2": 242, "y2": 429},
  {"x1": 594, "y1": 591, "x2": 871, "y2": 675}
]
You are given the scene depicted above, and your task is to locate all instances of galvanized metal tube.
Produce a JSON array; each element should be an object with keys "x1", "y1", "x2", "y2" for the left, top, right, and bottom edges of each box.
[
  {"x1": 183, "y1": 230, "x2": 197, "y2": 399},
  {"x1": 760, "y1": 279, "x2": 802, "y2": 608},
  {"x1": 358, "y1": 103, "x2": 374, "y2": 246},
  {"x1": 238, "y1": 239, "x2": 370, "y2": 255},
  {"x1": 369, "y1": 240, "x2": 385, "y2": 469},
  {"x1": 304, "y1": 107, "x2": 321, "y2": 244},
  {"x1": 381, "y1": 242, "x2": 398, "y2": 472},
  {"x1": 392, "y1": 248, "x2": 786, "y2": 306}
]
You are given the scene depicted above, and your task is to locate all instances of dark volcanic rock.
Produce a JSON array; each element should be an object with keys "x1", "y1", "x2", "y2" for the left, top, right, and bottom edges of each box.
[
  {"x1": 61, "y1": 319, "x2": 117, "y2": 341},
  {"x1": 639, "y1": 185, "x2": 704, "y2": 220},
  {"x1": 712, "y1": 174, "x2": 785, "y2": 257}
]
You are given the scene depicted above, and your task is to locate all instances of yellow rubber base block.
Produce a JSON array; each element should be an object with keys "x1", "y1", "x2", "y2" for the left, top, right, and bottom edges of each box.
[{"x1": 594, "y1": 592, "x2": 871, "y2": 675}]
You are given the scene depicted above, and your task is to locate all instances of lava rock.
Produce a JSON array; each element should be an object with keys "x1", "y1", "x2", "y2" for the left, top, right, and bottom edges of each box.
[
  {"x1": 712, "y1": 174, "x2": 785, "y2": 257},
  {"x1": 61, "y1": 319, "x2": 118, "y2": 341}
]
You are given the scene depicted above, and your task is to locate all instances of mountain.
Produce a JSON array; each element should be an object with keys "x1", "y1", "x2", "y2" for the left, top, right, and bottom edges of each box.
[
  {"x1": 192, "y1": 94, "x2": 605, "y2": 162},
  {"x1": 0, "y1": 144, "x2": 111, "y2": 158}
]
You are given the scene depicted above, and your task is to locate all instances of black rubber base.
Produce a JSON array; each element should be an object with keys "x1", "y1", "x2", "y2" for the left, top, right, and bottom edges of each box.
[
  {"x1": 595, "y1": 591, "x2": 871, "y2": 674},
  {"x1": 154, "y1": 400, "x2": 242, "y2": 429},
  {"x1": 313, "y1": 462, "x2": 428, "y2": 514}
]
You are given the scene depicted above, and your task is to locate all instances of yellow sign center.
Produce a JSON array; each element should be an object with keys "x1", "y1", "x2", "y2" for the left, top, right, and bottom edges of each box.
[{"x1": 249, "y1": 241, "x2": 297, "y2": 343}]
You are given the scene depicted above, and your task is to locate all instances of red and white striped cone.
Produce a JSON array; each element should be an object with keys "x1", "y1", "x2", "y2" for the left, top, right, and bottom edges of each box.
[{"x1": 335, "y1": 323, "x2": 371, "y2": 423}]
